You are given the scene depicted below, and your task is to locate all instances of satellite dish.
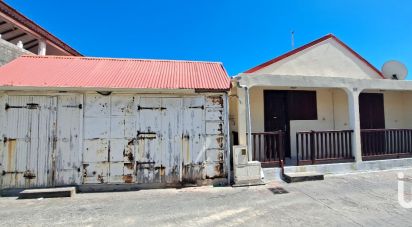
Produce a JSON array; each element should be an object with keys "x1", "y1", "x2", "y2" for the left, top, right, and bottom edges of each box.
[{"x1": 381, "y1": 60, "x2": 408, "y2": 80}]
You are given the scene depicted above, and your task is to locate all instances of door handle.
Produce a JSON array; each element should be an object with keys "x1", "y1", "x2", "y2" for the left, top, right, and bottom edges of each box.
[{"x1": 273, "y1": 116, "x2": 277, "y2": 119}]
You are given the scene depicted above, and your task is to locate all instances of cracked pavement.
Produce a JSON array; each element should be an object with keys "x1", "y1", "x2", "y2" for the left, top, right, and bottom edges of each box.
[{"x1": 1, "y1": 169, "x2": 412, "y2": 226}]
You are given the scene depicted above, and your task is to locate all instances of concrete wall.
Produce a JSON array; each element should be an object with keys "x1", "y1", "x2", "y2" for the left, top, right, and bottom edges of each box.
[
  {"x1": 252, "y1": 38, "x2": 382, "y2": 79},
  {"x1": 363, "y1": 90, "x2": 412, "y2": 129},
  {"x1": 244, "y1": 87, "x2": 350, "y2": 159},
  {"x1": 248, "y1": 87, "x2": 349, "y2": 132},
  {"x1": 403, "y1": 92, "x2": 412, "y2": 128},
  {"x1": 228, "y1": 88, "x2": 239, "y2": 145},
  {"x1": 384, "y1": 91, "x2": 406, "y2": 128},
  {"x1": 0, "y1": 39, "x2": 33, "y2": 66},
  {"x1": 232, "y1": 84, "x2": 412, "y2": 161}
]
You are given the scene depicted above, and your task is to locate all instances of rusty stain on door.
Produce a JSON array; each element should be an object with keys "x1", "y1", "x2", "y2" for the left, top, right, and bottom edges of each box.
[
  {"x1": 0, "y1": 96, "x2": 57, "y2": 189},
  {"x1": 0, "y1": 93, "x2": 228, "y2": 189}
]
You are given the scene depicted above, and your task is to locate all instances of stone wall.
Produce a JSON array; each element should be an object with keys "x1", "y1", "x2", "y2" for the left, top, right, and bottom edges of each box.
[{"x1": 0, "y1": 38, "x2": 33, "y2": 66}]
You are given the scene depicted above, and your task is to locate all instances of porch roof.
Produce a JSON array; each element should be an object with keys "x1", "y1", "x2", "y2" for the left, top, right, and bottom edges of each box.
[{"x1": 235, "y1": 73, "x2": 412, "y2": 92}]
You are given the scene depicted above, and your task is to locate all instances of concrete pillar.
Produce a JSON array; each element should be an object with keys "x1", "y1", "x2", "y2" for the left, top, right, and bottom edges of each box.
[
  {"x1": 347, "y1": 88, "x2": 362, "y2": 162},
  {"x1": 38, "y1": 40, "x2": 46, "y2": 56},
  {"x1": 245, "y1": 87, "x2": 253, "y2": 161},
  {"x1": 17, "y1": 41, "x2": 23, "y2": 49},
  {"x1": 237, "y1": 87, "x2": 247, "y2": 146}
]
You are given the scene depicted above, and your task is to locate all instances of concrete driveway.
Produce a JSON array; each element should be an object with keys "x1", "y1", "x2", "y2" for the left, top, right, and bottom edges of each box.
[{"x1": 1, "y1": 169, "x2": 412, "y2": 226}]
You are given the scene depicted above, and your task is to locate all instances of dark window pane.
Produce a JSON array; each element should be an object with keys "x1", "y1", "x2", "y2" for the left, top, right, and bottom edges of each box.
[
  {"x1": 359, "y1": 93, "x2": 385, "y2": 129},
  {"x1": 288, "y1": 91, "x2": 317, "y2": 120}
]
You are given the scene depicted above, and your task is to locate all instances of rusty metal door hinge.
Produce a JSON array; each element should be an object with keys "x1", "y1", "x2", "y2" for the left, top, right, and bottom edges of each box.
[
  {"x1": 137, "y1": 105, "x2": 166, "y2": 111},
  {"x1": 136, "y1": 161, "x2": 155, "y2": 165},
  {"x1": 137, "y1": 131, "x2": 157, "y2": 136},
  {"x1": 2, "y1": 170, "x2": 24, "y2": 175},
  {"x1": 62, "y1": 104, "x2": 82, "y2": 109},
  {"x1": 5, "y1": 103, "x2": 39, "y2": 110},
  {"x1": 188, "y1": 105, "x2": 204, "y2": 109}
]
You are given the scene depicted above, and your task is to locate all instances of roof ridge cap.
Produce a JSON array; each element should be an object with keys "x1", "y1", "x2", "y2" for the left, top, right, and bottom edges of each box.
[{"x1": 20, "y1": 55, "x2": 223, "y2": 64}]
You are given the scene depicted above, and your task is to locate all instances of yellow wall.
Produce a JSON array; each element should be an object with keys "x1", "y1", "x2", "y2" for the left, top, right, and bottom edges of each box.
[
  {"x1": 384, "y1": 91, "x2": 406, "y2": 128},
  {"x1": 247, "y1": 87, "x2": 350, "y2": 159},
  {"x1": 403, "y1": 92, "x2": 412, "y2": 128},
  {"x1": 228, "y1": 85, "x2": 412, "y2": 160},
  {"x1": 228, "y1": 88, "x2": 239, "y2": 136},
  {"x1": 248, "y1": 87, "x2": 349, "y2": 132},
  {"x1": 360, "y1": 91, "x2": 412, "y2": 129}
]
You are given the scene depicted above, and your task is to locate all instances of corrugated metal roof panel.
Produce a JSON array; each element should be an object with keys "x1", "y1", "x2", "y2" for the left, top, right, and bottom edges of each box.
[{"x1": 0, "y1": 55, "x2": 231, "y2": 90}]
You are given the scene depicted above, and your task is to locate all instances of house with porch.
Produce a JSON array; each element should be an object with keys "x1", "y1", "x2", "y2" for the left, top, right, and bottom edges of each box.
[{"x1": 230, "y1": 34, "x2": 412, "y2": 177}]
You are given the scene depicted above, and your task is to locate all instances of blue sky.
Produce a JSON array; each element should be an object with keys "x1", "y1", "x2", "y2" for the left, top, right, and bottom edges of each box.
[{"x1": 6, "y1": 0, "x2": 412, "y2": 77}]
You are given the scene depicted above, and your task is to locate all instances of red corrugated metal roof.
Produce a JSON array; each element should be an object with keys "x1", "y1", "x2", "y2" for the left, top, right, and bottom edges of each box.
[{"x1": 0, "y1": 55, "x2": 231, "y2": 90}]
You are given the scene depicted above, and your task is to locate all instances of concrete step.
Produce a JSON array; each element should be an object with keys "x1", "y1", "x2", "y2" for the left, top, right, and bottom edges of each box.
[
  {"x1": 232, "y1": 179, "x2": 265, "y2": 187},
  {"x1": 18, "y1": 187, "x2": 76, "y2": 199},
  {"x1": 283, "y1": 172, "x2": 324, "y2": 183}
]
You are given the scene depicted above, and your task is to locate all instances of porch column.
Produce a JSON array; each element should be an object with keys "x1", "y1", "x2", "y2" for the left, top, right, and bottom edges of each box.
[
  {"x1": 237, "y1": 86, "x2": 253, "y2": 161},
  {"x1": 38, "y1": 40, "x2": 46, "y2": 56},
  {"x1": 347, "y1": 88, "x2": 362, "y2": 162},
  {"x1": 237, "y1": 86, "x2": 247, "y2": 146}
]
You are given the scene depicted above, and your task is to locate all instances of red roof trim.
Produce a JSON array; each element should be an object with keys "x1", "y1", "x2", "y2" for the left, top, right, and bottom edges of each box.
[
  {"x1": 244, "y1": 34, "x2": 385, "y2": 78},
  {"x1": 0, "y1": 1, "x2": 81, "y2": 56}
]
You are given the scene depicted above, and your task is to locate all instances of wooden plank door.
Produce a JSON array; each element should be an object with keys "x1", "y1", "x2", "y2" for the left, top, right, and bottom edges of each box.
[
  {"x1": 54, "y1": 95, "x2": 83, "y2": 186},
  {"x1": 136, "y1": 97, "x2": 163, "y2": 184},
  {"x1": 359, "y1": 93, "x2": 385, "y2": 129},
  {"x1": 160, "y1": 98, "x2": 182, "y2": 184},
  {"x1": 181, "y1": 97, "x2": 205, "y2": 182},
  {"x1": 1, "y1": 96, "x2": 56, "y2": 189},
  {"x1": 264, "y1": 91, "x2": 290, "y2": 157}
]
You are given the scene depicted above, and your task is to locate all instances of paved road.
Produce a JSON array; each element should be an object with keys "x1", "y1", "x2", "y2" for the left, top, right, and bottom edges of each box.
[{"x1": 1, "y1": 169, "x2": 412, "y2": 226}]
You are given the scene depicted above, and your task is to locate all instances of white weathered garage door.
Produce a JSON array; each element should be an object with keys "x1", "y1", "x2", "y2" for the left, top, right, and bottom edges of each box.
[
  {"x1": 54, "y1": 95, "x2": 83, "y2": 186},
  {"x1": 82, "y1": 94, "x2": 226, "y2": 185},
  {"x1": 0, "y1": 96, "x2": 56, "y2": 189},
  {"x1": 0, "y1": 95, "x2": 83, "y2": 189}
]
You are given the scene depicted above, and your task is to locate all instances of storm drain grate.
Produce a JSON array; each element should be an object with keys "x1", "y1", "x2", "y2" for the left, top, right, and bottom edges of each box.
[{"x1": 267, "y1": 187, "x2": 289, "y2": 195}]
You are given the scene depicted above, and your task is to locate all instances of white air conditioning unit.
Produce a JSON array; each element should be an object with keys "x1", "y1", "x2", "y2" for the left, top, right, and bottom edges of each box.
[{"x1": 233, "y1": 145, "x2": 263, "y2": 185}]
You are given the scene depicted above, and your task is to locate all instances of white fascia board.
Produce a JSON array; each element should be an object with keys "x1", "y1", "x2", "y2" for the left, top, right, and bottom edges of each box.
[{"x1": 235, "y1": 73, "x2": 412, "y2": 92}]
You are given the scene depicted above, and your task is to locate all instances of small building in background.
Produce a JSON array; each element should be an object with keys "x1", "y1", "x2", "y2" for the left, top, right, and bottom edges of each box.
[{"x1": 0, "y1": 1, "x2": 80, "y2": 66}]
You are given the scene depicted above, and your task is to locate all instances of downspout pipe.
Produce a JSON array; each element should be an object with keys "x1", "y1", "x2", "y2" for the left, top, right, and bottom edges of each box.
[
  {"x1": 245, "y1": 87, "x2": 253, "y2": 161},
  {"x1": 224, "y1": 93, "x2": 231, "y2": 185}
]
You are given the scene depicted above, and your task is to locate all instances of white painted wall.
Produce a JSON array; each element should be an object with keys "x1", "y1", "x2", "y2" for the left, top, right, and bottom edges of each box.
[{"x1": 251, "y1": 39, "x2": 382, "y2": 79}]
